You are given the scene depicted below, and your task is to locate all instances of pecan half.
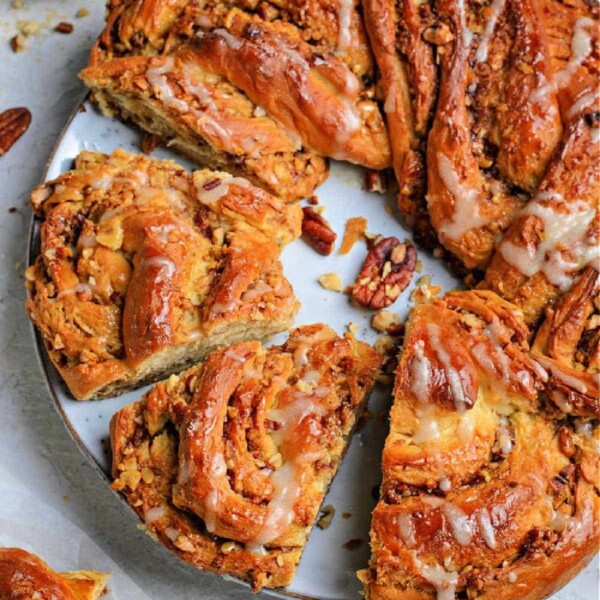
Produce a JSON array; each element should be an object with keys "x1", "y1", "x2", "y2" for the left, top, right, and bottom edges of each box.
[
  {"x1": 301, "y1": 206, "x2": 336, "y2": 255},
  {"x1": 0, "y1": 107, "x2": 31, "y2": 156},
  {"x1": 352, "y1": 237, "x2": 417, "y2": 309}
]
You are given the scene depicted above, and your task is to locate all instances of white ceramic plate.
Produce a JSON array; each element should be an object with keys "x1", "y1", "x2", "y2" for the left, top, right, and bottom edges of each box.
[{"x1": 29, "y1": 100, "x2": 598, "y2": 600}]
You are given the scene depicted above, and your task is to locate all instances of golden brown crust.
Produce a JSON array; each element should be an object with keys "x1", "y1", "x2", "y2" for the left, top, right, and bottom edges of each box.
[
  {"x1": 0, "y1": 548, "x2": 109, "y2": 600},
  {"x1": 482, "y1": 110, "x2": 600, "y2": 326},
  {"x1": 532, "y1": 267, "x2": 600, "y2": 418},
  {"x1": 360, "y1": 290, "x2": 599, "y2": 599},
  {"x1": 82, "y1": 0, "x2": 391, "y2": 194},
  {"x1": 25, "y1": 150, "x2": 300, "y2": 400},
  {"x1": 109, "y1": 324, "x2": 381, "y2": 591},
  {"x1": 364, "y1": 0, "x2": 598, "y2": 274}
]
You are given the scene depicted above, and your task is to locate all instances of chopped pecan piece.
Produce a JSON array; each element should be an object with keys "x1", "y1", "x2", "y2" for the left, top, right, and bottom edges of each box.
[
  {"x1": 352, "y1": 238, "x2": 417, "y2": 309},
  {"x1": 54, "y1": 21, "x2": 74, "y2": 34},
  {"x1": 0, "y1": 107, "x2": 31, "y2": 156},
  {"x1": 301, "y1": 206, "x2": 336, "y2": 255},
  {"x1": 339, "y1": 216, "x2": 368, "y2": 255},
  {"x1": 364, "y1": 170, "x2": 388, "y2": 193}
]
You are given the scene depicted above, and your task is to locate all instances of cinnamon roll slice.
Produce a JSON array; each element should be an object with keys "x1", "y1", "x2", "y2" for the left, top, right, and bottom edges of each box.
[
  {"x1": 359, "y1": 290, "x2": 599, "y2": 599},
  {"x1": 81, "y1": 0, "x2": 391, "y2": 200},
  {"x1": 0, "y1": 548, "x2": 109, "y2": 600},
  {"x1": 25, "y1": 150, "x2": 300, "y2": 400},
  {"x1": 110, "y1": 324, "x2": 381, "y2": 591}
]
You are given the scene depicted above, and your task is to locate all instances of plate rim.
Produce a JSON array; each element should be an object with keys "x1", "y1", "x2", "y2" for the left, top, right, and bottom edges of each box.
[{"x1": 25, "y1": 94, "x2": 329, "y2": 600}]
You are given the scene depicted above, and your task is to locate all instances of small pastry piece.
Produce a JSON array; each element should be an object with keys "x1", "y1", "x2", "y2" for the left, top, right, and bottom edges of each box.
[
  {"x1": 532, "y1": 267, "x2": 599, "y2": 418},
  {"x1": 360, "y1": 290, "x2": 599, "y2": 599},
  {"x1": 81, "y1": 0, "x2": 391, "y2": 200},
  {"x1": 110, "y1": 324, "x2": 381, "y2": 591},
  {"x1": 25, "y1": 149, "x2": 300, "y2": 400},
  {"x1": 482, "y1": 108, "x2": 599, "y2": 326},
  {"x1": 0, "y1": 548, "x2": 109, "y2": 600}
]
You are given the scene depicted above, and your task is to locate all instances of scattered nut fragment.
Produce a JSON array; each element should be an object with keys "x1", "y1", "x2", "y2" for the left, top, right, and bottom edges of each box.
[
  {"x1": 351, "y1": 238, "x2": 417, "y2": 309},
  {"x1": 423, "y1": 23, "x2": 455, "y2": 45},
  {"x1": 54, "y1": 21, "x2": 74, "y2": 34},
  {"x1": 76, "y1": 7, "x2": 90, "y2": 17},
  {"x1": 221, "y1": 541, "x2": 236, "y2": 554},
  {"x1": 317, "y1": 504, "x2": 336, "y2": 529},
  {"x1": 301, "y1": 206, "x2": 337, "y2": 255},
  {"x1": 308, "y1": 195, "x2": 319, "y2": 205},
  {"x1": 341, "y1": 512, "x2": 352, "y2": 519},
  {"x1": 10, "y1": 34, "x2": 26, "y2": 52},
  {"x1": 347, "y1": 322, "x2": 359, "y2": 336},
  {"x1": 0, "y1": 107, "x2": 32, "y2": 156},
  {"x1": 364, "y1": 170, "x2": 388, "y2": 193},
  {"x1": 11, "y1": 0, "x2": 25, "y2": 9},
  {"x1": 342, "y1": 538, "x2": 364, "y2": 551},
  {"x1": 339, "y1": 216, "x2": 368, "y2": 255},
  {"x1": 141, "y1": 132, "x2": 160, "y2": 154},
  {"x1": 374, "y1": 334, "x2": 395, "y2": 356},
  {"x1": 318, "y1": 272, "x2": 343, "y2": 292},
  {"x1": 558, "y1": 426, "x2": 576, "y2": 458},
  {"x1": 17, "y1": 20, "x2": 41, "y2": 36},
  {"x1": 371, "y1": 310, "x2": 401, "y2": 333}
]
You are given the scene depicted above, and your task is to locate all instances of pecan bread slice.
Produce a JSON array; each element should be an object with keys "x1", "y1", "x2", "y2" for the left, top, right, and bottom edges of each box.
[
  {"x1": 25, "y1": 149, "x2": 301, "y2": 400},
  {"x1": 80, "y1": 0, "x2": 391, "y2": 201},
  {"x1": 0, "y1": 548, "x2": 109, "y2": 600},
  {"x1": 110, "y1": 324, "x2": 381, "y2": 591},
  {"x1": 359, "y1": 290, "x2": 599, "y2": 599}
]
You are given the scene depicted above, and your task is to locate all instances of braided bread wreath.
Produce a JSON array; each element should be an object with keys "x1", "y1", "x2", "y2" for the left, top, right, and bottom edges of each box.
[{"x1": 24, "y1": 0, "x2": 598, "y2": 598}]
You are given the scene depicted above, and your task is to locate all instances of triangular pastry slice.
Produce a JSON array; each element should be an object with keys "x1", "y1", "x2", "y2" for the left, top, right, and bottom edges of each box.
[
  {"x1": 80, "y1": 0, "x2": 391, "y2": 201},
  {"x1": 26, "y1": 149, "x2": 300, "y2": 400},
  {"x1": 0, "y1": 548, "x2": 109, "y2": 600},
  {"x1": 110, "y1": 324, "x2": 381, "y2": 591},
  {"x1": 360, "y1": 290, "x2": 599, "y2": 599}
]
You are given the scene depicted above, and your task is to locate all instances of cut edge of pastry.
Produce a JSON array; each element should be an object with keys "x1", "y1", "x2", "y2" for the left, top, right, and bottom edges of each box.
[{"x1": 109, "y1": 324, "x2": 382, "y2": 591}]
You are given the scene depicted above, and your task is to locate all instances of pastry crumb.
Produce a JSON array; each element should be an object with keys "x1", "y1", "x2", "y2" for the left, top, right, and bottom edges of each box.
[
  {"x1": 318, "y1": 272, "x2": 343, "y2": 292},
  {"x1": 339, "y1": 216, "x2": 368, "y2": 255},
  {"x1": 371, "y1": 310, "x2": 401, "y2": 333},
  {"x1": 76, "y1": 7, "x2": 90, "y2": 17},
  {"x1": 317, "y1": 504, "x2": 335, "y2": 529}
]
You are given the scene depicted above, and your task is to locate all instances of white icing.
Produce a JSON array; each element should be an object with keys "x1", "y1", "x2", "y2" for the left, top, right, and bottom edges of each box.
[
  {"x1": 477, "y1": 508, "x2": 497, "y2": 549},
  {"x1": 410, "y1": 340, "x2": 432, "y2": 404},
  {"x1": 398, "y1": 513, "x2": 417, "y2": 548},
  {"x1": 497, "y1": 416, "x2": 513, "y2": 454},
  {"x1": 439, "y1": 477, "x2": 452, "y2": 492},
  {"x1": 336, "y1": 0, "x2": 353, "y2": 54},
  {"x1": 413, "y1": 407, "x2": 442, "y2": 443},
  {"x1": 146, "y1": 58, "x2": 190, "y2": 113},
  {"x1": 213, "y1": 28, "x2": 243, "y2": 50},
  {"x1": 195, "y1": 175, "x2": 251, "y2": 204},
  {"x1": 535, "y1": 357, "x2": 589, "y2": 394},
  {"x1": 436, "y1": 153, "x2": 489, "y2": 241},
  {"x1": 567, "y1": 90, "x2": 599, "y2": 120},
  {"x1": 139, "y1": 256, "x2": 176, "y2": 327},
  {"x1": 144, "y1": 505, "x2": 166, "y2": 524},
  {"x1": 424, "y1": 497, "x2": 474, "y2": 546},
  {"x1": 57, "y1": 282, "x2": 95, "y2": 299},
  {"x1": 427, "y1": 323, "x2": 471, "y2": 413},
  {"x1": 508, "y1": 572, "x2": 517, "y2": 583},
  {"x1": 499, "y1": 198, "x2": 598, "y2": 292},
  {"x1": 246, "y1": 462, "x2": 301, "y2": 546},
  {"x1": 457, "y1": 0, "x2": 474, "y2": 47},
  {"x1": 475, "y1": 0, "x2": 506, "y2": 63},
  {"x1": 413, "y1": 553, "x2": 459, "y2": 600}
]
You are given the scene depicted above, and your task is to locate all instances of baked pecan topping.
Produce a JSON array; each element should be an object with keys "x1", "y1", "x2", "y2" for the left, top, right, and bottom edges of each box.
[
  {"x1": 301, "y1": 206, "x2": 336, "y2": 255},
  {"x1": 54, "y1": 22, "x2": 74, "y2": 34},
  {"x1": 352, "y1": 238, "x2": 417, "y2": 309},
  {"x1": 0, "y1": 107, "x2": 31, "y2": 156}
]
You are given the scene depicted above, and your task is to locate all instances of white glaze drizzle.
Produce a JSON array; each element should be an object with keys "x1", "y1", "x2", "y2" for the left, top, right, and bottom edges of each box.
[
  {"x1": 336, "y1": 0, "x2": 353, "y2": 54},
  {"x1": 195, "y1": 174, "x2": 251, "y2": 204},
  {"x1": 475, "y1": 0, "x2": 506, "y2": 63},
  {"x1": 499, "y1": 198, "x2": 598, "y2": 292},
  {"x1": 436, "y1": 153, "x2": 489, "y2": 241},
  {"x1": 146, "y1": 58, "x2": 190, "y2": 113},
  {"x1": 535, "y1": 356, "x2": 589, "y2": 394}
]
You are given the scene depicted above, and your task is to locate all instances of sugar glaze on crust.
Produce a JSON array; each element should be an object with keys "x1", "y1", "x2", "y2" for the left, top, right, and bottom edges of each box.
[
  {"x1": 360, "y1": 290, "x2": 599, "y2": 599},
  {"x1": 25, "y1": 149, "x2": 300, "y2": 400},
  {"x1": 110, "y1": 324, "x2": 381, "y2": 591}
]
